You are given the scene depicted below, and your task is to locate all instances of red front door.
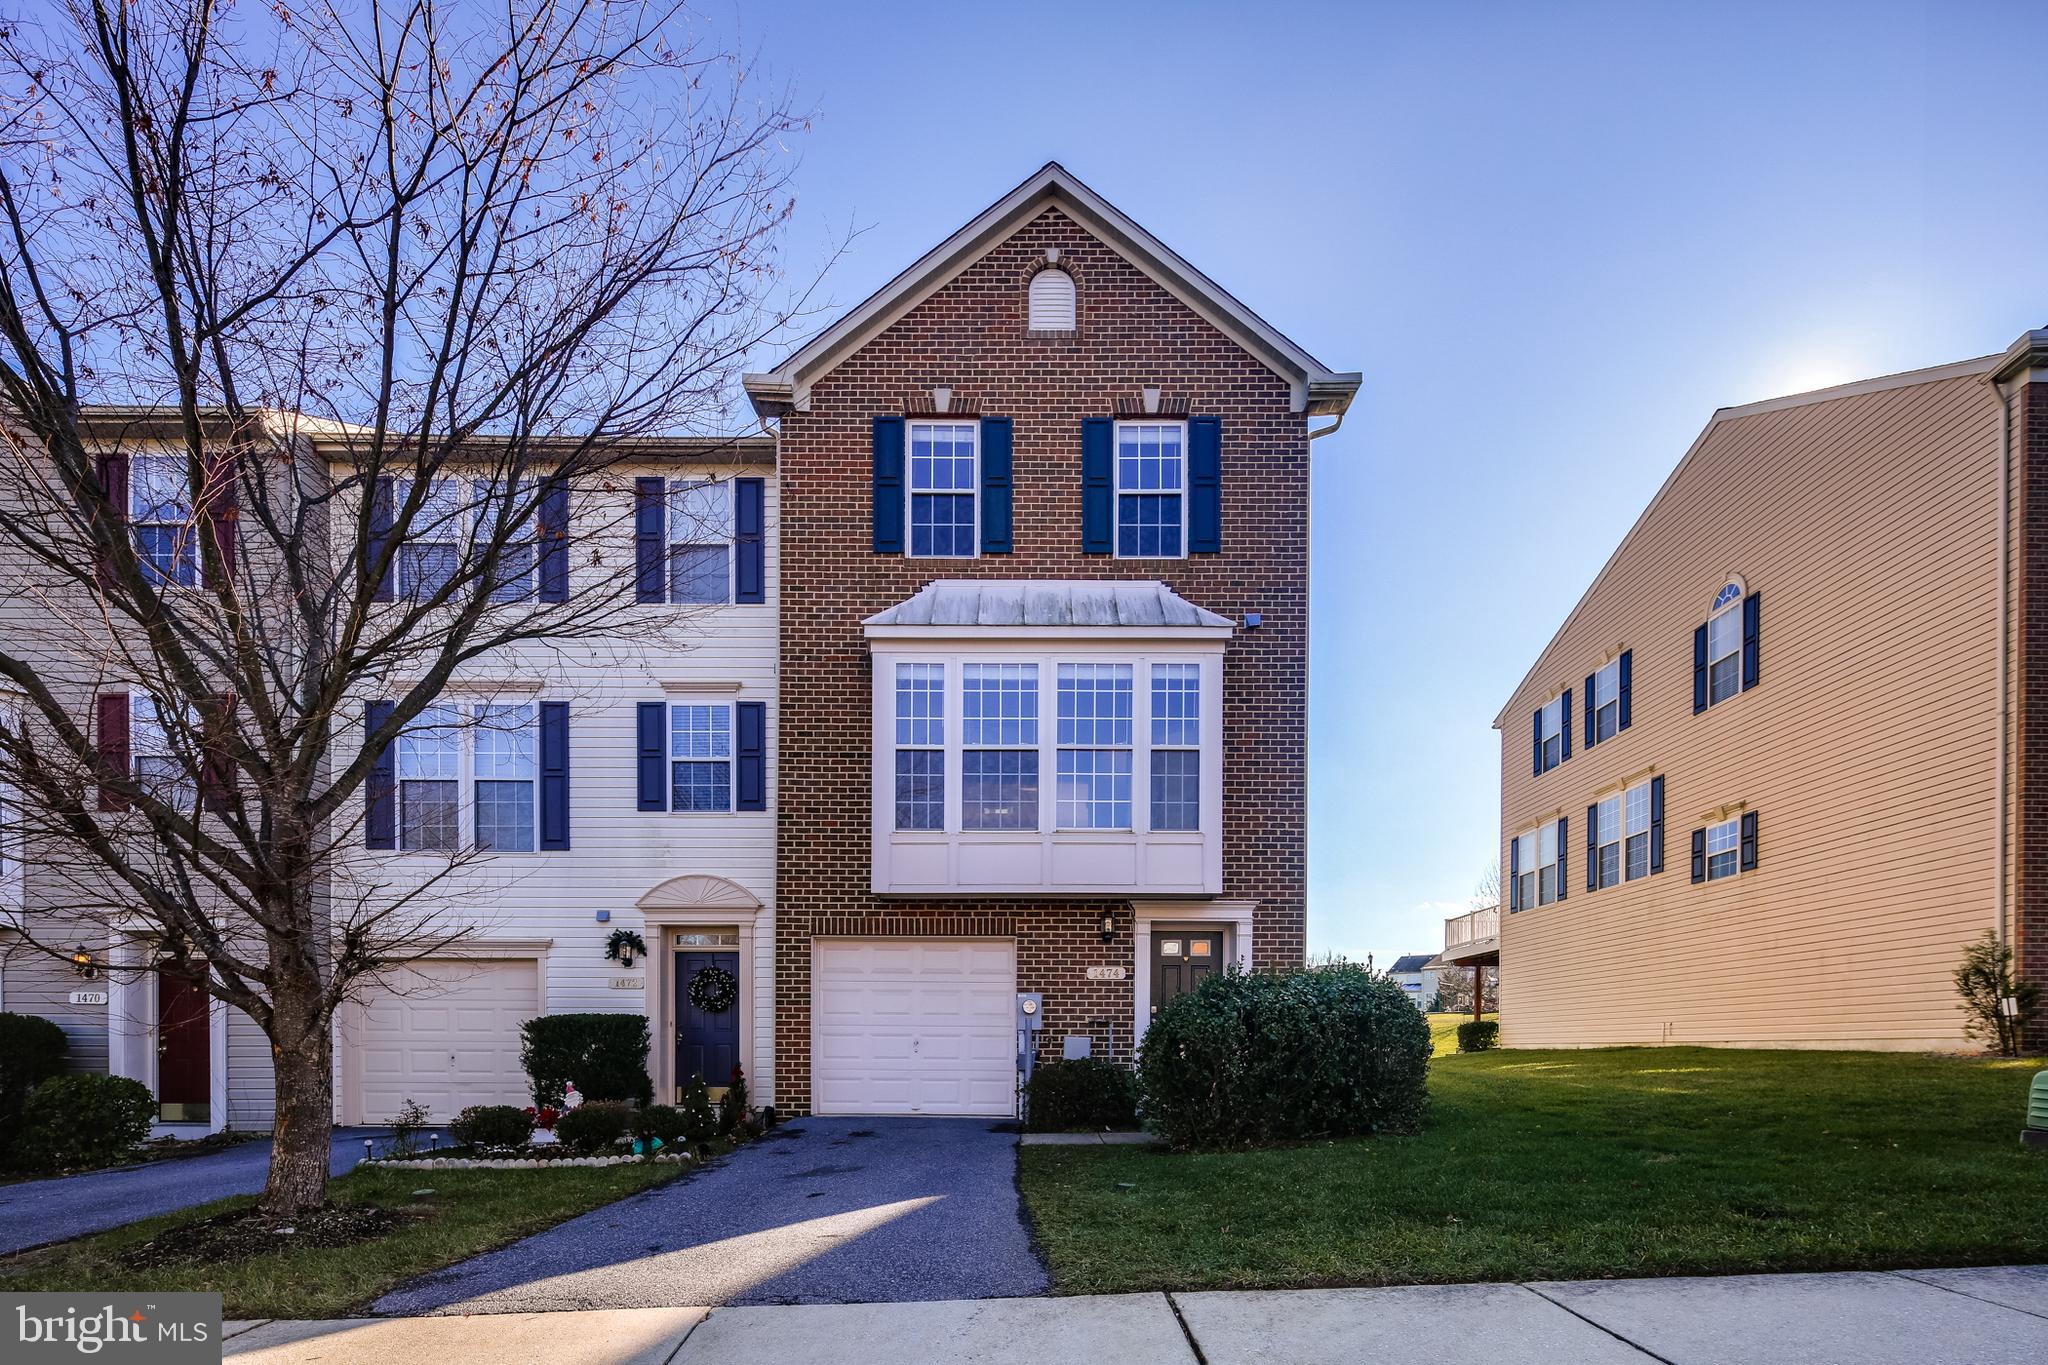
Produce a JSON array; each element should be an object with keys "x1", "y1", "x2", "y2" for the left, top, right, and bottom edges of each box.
[{"x1": 156, "y1": 961, "x2": 211, "y2": 1124}]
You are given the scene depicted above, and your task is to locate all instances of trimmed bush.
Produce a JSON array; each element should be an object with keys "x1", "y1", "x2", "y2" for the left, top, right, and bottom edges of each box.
[
  {"x1": 448, "y1": 1104, "x2": 535, "y2": 1149},
  {"x1": 554, "y1": 1100, "x2": 635, "y2": 1154},
  {"x1": 0, "y1": 1012, "x2": 69, "y2": 1155},
  {"x1": 677, "y1": 1074, "x2": 716, "y2": 1151},
  {"x1": 520, "y1": 1013, "x2": 653, "y2": 1109},
  {"x1": 634, "y1": 1104, "x2": 690, "y2": 1146},
  {"x1": 718, "y1": 1065, "x2": 750, "y2": 1136},
  {"x1": 1138, "y1": 964, "x2": 1430, "y2": 1151},
  {"x1": 1456, "y1": 1020, "x2": 1501, "y2": 1053},
  {"x1": 1025, "y1": 1058, "x2": 1139, "y2": 1132},
  {"x1": 10, "y1": 1074, "x2": 155, "y2": 1172}
]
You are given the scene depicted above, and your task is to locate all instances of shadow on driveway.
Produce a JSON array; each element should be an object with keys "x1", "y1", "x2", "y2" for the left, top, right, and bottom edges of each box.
[{"x1": 373, "y1": 1117, "x2": 1049, "y2": 1314}]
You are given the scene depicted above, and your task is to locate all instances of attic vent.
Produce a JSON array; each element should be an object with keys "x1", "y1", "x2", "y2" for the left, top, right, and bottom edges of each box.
[{"x1": 1028, "y1": 268, "x2": 1076, "y2": 332}]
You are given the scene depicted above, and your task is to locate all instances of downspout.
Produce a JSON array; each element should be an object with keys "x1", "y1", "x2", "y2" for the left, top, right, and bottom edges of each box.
[
  {"x1": 1308, "y1": 412, "x2": 1344, "y2": 442},
  {"x1": 1992, "y1": 373, "x2": 2013, "y2": 950}
]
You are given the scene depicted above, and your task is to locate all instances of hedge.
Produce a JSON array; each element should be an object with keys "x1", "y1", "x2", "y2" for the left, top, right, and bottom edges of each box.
[
  {"x1": 520, "y1": 1013, "x2": 653, "y2": 1108},
  {"x1": 1456, "y1": 1020, "x2": 1501, "y2": 1053},
  {"x1": 1025, "y1": 1058, "x2": 1139, "y2": 1132},
  {"x1": 0, "y1": 1012, "x2": 69, "y2": 1156},
  {"x1": 9, "y1": 1074, "x2": 155, "y2": 1172},
  {"x1": 555, "y1": 1100, "x2": 635, "y2": 1154},
  {"x1": 449, "y1": 1104, "x2": 535, "y2": 1148}
]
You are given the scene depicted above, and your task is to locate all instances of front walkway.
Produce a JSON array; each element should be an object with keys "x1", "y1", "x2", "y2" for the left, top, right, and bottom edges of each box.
[
  {"x1": 0, "y1": 1129, "x2": 377, "y2": 1256},
  {"x1": 372, "y1": 1117, "x2": 1048, "y2": 1315},
  {"x1": 226, "y1": 1265, "x2": 2048, "y2": 1364}
]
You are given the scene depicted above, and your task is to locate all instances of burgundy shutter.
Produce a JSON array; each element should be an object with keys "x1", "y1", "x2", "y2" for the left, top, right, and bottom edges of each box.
[
  {"x1": 96, "y1": 692, "x2": 131, "y2": 812},
  {"x1": 205, "y1": 452, "x2": 238, "y2": 584},
  {"x1": 95, "y1": 451, "x2": 130, "y2": 591},
  {"x1": 200, "y1": 691, "x2": 237, "y2": 813}
]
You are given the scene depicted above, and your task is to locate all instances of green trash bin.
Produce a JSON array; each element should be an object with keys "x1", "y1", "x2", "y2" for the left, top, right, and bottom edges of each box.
[{"x1": 2028, "y1": 1071, "x2": 2048, "y2": 1149}]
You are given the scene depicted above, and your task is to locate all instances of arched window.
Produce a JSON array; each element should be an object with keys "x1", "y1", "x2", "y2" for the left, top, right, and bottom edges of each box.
[{"x1": 1028, "y1": 269, "x2": 1076, "y2": 332}]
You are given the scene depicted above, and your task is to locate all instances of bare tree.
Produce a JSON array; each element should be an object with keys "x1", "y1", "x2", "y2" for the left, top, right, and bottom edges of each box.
[
  {"x1": 0, "y1": 0, "x2": 814, "y2": 1213},
  {"x1": 1473, "y1": 860, "x2": 1499, "y2": 912}
]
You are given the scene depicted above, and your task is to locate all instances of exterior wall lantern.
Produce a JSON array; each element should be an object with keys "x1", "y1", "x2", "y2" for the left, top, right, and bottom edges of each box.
[
  {"x1": 605, "y1": 928, "x2": 647, "y2": 970},
  {"x1": 1097, "y1": 909, "x2": 1116, "y2": 944},
  {"x1": 69, "y1": 947, "x2": 100, "y2": 980}
]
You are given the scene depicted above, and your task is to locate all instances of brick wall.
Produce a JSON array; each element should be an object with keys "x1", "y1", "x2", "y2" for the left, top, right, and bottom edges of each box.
[
  {"x1": 772, "y1": 205, "x2": 1311, "y2": 1113},
  {"x1": 2018, "y1": 374, "x2": 2048, "y2": 1052}
]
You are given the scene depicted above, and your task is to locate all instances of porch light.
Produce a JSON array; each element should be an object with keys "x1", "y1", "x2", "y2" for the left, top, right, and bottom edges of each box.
[
  {"x1": 1098, "y1": 909, "x2": 1116, "y2": 944},
  {"x1": 69, "y1": 948, "x2": 99, "y2": 980},
  {"x1": 618, "y1": 942, "x2": 637, "y2": 968}
]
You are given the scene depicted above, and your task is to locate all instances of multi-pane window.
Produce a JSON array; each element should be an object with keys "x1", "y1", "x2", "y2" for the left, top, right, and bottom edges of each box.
[
  {"x1": 473, "y1": 703, "x2": 537, "y2": 851},
  {"x1": 894, "y1": 663, "x2": 945, "y2": 830},
  {"x1": 1539, "y1": 696, "x2": 1563, "y2": 771},
  {"x1": 668, "y1": 480, "x2": 733, "y2": 604},
  {"x1": 396, "y1": 704, "x2": 461, "y2": 851},
  {"x1": 1115, "y1": 422, "x2": 1185, "y2": 558},
  {"x1": 1056, "y1": 664, "x2": 1133, "y2": 829},
  {"x1": 1593, "y1": 658, "x2": 1620, "y2": 742},
  {"x1": 961, "y1": 664, "x2": 1038, "y2": 830},
  {"x1": 1705, "y1": 818, "x2": 1740, "y2": 880},
  {"x1": 1149, "y1": 663, "x2": 1200, "y2": 831},
  {"x1": 130, "y1": 456, "x2": 199, "y2": 587},
  {"x1": 1625, "y1": 781, "x2": 1652, "y2": 881},
  {"x1": 472, "y1": 480, "x2": 535, "y2": 603},
  {"x1": 1707, "y1": 602, "x2": 1742, "y2": 705},
  {"x1": 130, "y1": 695, "x2": 195, "y2": 807},
  {"x1": 907, "y1": 423, "x2": 977, "y2": 558},
  {"x1": 394, "y1": 478, "x2": 538, "y2": 603},
  {"x1": 396, "y1": 479, "x2": 464, "y2": 600},
  {"x1": 1595, "y1": 794, "x2": 1622, "y2": 889},
  {"x1": 669, "y1": 704, "x2": 732, "y2": 812},
  {"x1": 1513, "y1": 825, "x2": 1558, "y2": 909}
]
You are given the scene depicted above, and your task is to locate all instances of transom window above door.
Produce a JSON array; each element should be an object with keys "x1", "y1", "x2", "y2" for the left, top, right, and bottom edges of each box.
[
  {"x1": 1115, "y1": 421, "x2": 1185, "y2": 558},
  {"x1": 908, "y1": 422, "x2": 978, "y2": 558}
]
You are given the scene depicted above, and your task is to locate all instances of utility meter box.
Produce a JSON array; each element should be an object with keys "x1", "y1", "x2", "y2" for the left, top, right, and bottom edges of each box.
[
  {"x1": 2027, "y1": 1070, "x2": 2048, "y2": 1148},
  {"x1": 1016, "y1": 993, "x2": 1044, "y2": 1034}
]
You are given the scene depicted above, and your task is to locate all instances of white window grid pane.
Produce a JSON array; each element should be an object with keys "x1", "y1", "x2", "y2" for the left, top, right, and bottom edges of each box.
[
  {"x1": 130, "y1": 455, "x2": 192, "y2": 522},
  {"x1": 1056, "y1": 748, "x2": 1132, "y2": 829},
  {"x1": 473, "y1": 704, "x2": 536, "y2": 779},
  {"x1": 894, "y1": 750, "x2": 944, "y2": 830},
  {"x1": 1116, "y1": 425, "x2": 1184, "y2": 493},
  {"x1": 1706, "y1": 819, "x2": 1740, "y2": 880},
  {"x1": 895, "y1": 663, "x2": 945, "y2": 747},
  {"x1": 668, "y1": 544, "x2": 730, "y2": 604},
  {"x1": 961, "y1": 750, "x2": 1038, "y2": 830},
  {"x1": 1598, "y1": 843, "x2": 1621, "y2": 889},
  {"x1": 396, "y1": 705, "x2": 461, "y2": 779},
  {"x1": 1710, "y1": 653, "x2": 1741, "y2": 704},
  {"x1": 962, "y1": 664, "x2": 1038, "y2": 747},
  {"x1": 475, "y1": 780, "x2": 535, "y2": 851},
  {"x1": 1597, "y1": 795, "x2": 1620, "y2": 845},
  {"x1": 1150, "y1": 663, "x2": 1200, "y2": 747},
  {"x1": 1117, "y1": 493, "x2": 1183, "y2": 558},
  {"x1": 1708, "y1": 605, "x2": 1742, "y2": 664},
  {"x1": 670, "y1": 704, "x2": 731, "y2": 761},
  {"x1": 1149, "y1": 748, "x2": 1199, "y2": 831},
  {"x1": 1594, "y1": 659, "x2": 1618, "y2": 707},
  {"x1": 1625, "y1": 783, "x2": 1650, "y2": 835},
  {"x1": 400, "y1": 779, "x2": 459, "y2": 851},
  {"x1": 669, "y1": 480, "x2": 734, "y2": 544},
  {"x1": 1625, "y1": 832, "x2": 1650, "y2": 881},
  {"x1": 909, "y1": 425, "x2": 977, "y2": 492},
  {"x1": 670, "y1": 760, "x2": 730, "y2": 812},
  {"x1": 1057, "y1": 664, "x2": 1133, "y2": 746}
]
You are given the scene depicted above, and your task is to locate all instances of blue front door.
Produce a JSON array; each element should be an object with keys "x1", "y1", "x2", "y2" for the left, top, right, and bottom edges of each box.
[{"x1": 675, "y1": 951, "x2": 741, "y2": 1100}]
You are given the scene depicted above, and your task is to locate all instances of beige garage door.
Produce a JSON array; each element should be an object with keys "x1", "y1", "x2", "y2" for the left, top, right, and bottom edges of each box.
[
  {"x1": 812, "y1": 939, "x2": 1016, "y2": 1117},
  {"x1": 351, "y1": 959, "x2": 538, "y2": 1123}
]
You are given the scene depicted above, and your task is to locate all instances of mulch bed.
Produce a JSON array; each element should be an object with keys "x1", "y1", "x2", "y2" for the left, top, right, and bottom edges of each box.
[{"x1": 124, "y1": 1204, "x2": 410, "y2": 1270}]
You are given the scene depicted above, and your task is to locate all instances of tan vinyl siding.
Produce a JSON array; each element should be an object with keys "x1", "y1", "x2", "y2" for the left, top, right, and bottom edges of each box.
[{"x1": 1497, "y1": 367, "x2": 2002, "y2": 1049}]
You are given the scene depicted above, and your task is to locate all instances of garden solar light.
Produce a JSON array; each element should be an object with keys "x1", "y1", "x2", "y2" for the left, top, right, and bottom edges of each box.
[{"x1": 2026, "y1": 1072, "x2": 2048, "y2": 1150}]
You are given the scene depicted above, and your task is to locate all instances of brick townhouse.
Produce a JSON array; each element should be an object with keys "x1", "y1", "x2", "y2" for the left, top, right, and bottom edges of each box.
[{"x1": 746, "y1": 163, "x2": 1357, "y2": 1114}]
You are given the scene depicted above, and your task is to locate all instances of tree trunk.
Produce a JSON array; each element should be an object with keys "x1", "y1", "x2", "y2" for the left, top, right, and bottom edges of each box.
[{"x1": 262, "y1": 971, "x2": 335, "y2": 1216}]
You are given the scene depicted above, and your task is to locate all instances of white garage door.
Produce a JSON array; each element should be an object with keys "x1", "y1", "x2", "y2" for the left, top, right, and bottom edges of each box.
[
  {"x1": 352, "y1": 959, "x2": 538, "y2": 1123},
  {"x1": 812, "y1": 939, "x2": 1016, "y2": 1116}
]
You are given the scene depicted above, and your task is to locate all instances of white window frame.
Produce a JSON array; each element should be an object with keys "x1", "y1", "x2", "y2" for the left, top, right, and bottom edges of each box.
[
  {"x1": 1539, "y1": 695, "x2": 1563, "y2": 771},
  {"x1": 391, "y1": 701, "x2": 543, "y2": 854},
  {"x1": 129, "y1": 454, "x2": 204, "y2": 590},
  {"x1": 666, "y1": 478, "x2": 735, "y2": 605},
  {"x1": 1112, "y1": 420, "x2": 1188, "y2": 561},
  {"x1": 1624, "y1": 780, "x2": 1652, "y2": 882},
  {"x1": 960, "y1": 663, "x2": 1039, "y2": 832},
  {"x1": 130, "y1": 692, "x2": 196, "y2": 809},
  {"x1": 1706, "y1": 592, "x2": 1742, "y2": 706},
  {"x1": 893, "y1": 663, "x2": 947, "y2": 832},
  {"x1": 1705, "y1": 817, "x2": 1741, "y2": 881},
  {"x1": 1056, "y1": 662, "x2": 1135, "y2": 831},
  {"x1": 471, "y1": 702, "x2": 540, "y2": 852},
  {"x1": 1148, "y1": 662, "x2": 1200, "y2": 832},
  {"x1": 905, "y1": 420, "x2": 978, "y2": 560},
  {"x1": 1592, "y1": 657, "x2": 1620, "y2": 744},
  {"x1": 1515, "y1": 823, "x2": 1559, "y2": 908},
  {"x1": 1595, "y1": 793, "x2": 1622, "y2": 890},
  {"x1": 665, "y1": 700, "x2": 735, "y2": 815}
]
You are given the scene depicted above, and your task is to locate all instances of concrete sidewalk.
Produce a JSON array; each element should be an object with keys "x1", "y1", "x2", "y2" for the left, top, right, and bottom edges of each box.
[{"x1": 221, "y1": 1264, "x2": 2048, "y2": 1364}]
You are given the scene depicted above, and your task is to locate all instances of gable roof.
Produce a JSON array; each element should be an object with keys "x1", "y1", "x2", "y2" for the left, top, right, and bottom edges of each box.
[
  {"x1": 744, "y1": 162, "x2": 1360, "y2": 420},
  {"x1": 1490, "y1": 347, "x2": 2006, "y2": 728},
  {"x1": 1388, "y1": 954, "x2": 1438, "y2": 975}
]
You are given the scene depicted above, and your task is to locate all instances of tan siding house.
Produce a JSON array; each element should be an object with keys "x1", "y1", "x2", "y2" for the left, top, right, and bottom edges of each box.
[{"x1": 1489, "y1": 330, "x2": 2048, "y2": 1051}]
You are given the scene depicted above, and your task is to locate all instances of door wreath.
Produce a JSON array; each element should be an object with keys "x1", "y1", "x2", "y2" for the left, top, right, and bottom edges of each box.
[{"x1": 687, "y1": 964, "x2": 738, "y2": 1013}]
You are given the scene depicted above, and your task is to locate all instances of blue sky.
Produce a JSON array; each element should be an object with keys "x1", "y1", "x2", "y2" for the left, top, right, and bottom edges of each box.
[{"x1": 729, "y1": 0, "x2": 2048, "y2": 964}]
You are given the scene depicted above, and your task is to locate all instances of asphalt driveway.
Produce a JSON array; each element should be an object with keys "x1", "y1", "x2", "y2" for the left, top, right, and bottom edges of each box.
[
  {"x1": 374, "y1": 1117, "x2": 1049, "y2": 1315},
  {"x1": 0, "y1": 1129, "x2": 376, "y2": 1256}
]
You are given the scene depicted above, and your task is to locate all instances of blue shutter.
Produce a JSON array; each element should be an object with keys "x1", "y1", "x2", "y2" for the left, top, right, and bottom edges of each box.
[
  {"x1": 1555, "y1": 815, "x2": 1568, "y2": 902},
  {"x1": 1692, "y1": 623, "x2": 1708, "y2": 713},
  {"x1": 1618, "y1": 650, "x2": 1633, "y2": 731},
  {"x1": 634, "y1": 477, "x2": 665, "y2": 603},
  {"x1": 735, "y1": 700, "x2": 766, "y2": 812},
  {"x1": 1690, "y1": 828, "x2": 1706, "y2": 883},
  {"x1": 1741, "y1": 592, "x2": 1760, "y2": 691},
  {"x1": 872, "y1": 416, "x2": 905, "y2": 554},
  {"x1": 1082, "y1": 417, "x2": 1113, "y2": 554},
  {"x1": 1560, "y1": 688, "x2": 1572, "y2": 762},
  {"x1": 1649, "y1": 774, "x2": 1665, "y2": 873},
  {"x1": 1188, "y1": 415, "x2": 1221, "y2": 553},
  {"x1": 1508, "y1": 836, "x2": 1520, "y2": 912},
  {"x1": 364, "y1": 700, "x2": 395, "y2": 849},
  {"x1": 1531, "y1": 707, "x2": 1543, "y2": 776},
  {"x1": 636, "y1": 701, "x2": 666, "y2": 811},
  {"x1": 734, "y1": 477, "x2": 765, "y2": 604},
  {"x1": 979, "y1": 417, "x2": 1013, "y2": 554},
  {"x1": 368, "y1": 477, "x2": 395, "y2": 603},
  {"x1": 1586, "y1": 803, "x2": 1598, "y2": 891},
  {"x1": 538, "y1": 476, "x2": 570, "y2": 603},
  {"x1": 1583, "y1": 673, "x2": 1597, "y2": 748},
  {"x1": 539, "y1": 701, "x2": 570, "y2": 850},
  {"x1": 1739, "y1": 810, "x2": 1758, "y2": 871}
]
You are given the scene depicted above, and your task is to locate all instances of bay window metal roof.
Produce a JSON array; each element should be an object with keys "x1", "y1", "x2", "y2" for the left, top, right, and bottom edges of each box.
[{"x1": 863, "y1": 580, "x2": 1232, "y2": 633}]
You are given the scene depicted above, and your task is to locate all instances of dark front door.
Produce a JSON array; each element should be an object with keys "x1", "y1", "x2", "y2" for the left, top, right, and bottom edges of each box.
[
  {"x1": 156, "y1": 960, "x2": 211, "y2": 1123},
  {"x1": 675, "y1": 951, "x2": 741, "y2": 1101},
  {"x1": 1151, "y1": 932, "x2": 1223, "y2": 1021}
]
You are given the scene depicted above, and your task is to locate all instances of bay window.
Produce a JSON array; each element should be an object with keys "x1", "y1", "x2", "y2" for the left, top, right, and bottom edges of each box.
[
  {"x1": 894, "y1": 663, "x2": 945, "y2": 830},
  {"x1": 962, "y1": 664, "x2": 1037, "y2": 830},
  {"x1": 1149, "y1": 662, "x2": 1200, "y2": 831},
  {"x1": 1056, "y1": 664, "x2": 1133, "y2": 830}
]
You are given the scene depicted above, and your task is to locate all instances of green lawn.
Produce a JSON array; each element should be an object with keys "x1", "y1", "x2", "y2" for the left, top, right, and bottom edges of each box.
[
  {"x1": 0, "y1": 1162, "x2": 680, "y2": 1318},
  {"x1": 1020, "y1": 1044, "x2": 2048, "y2": 1294}
]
